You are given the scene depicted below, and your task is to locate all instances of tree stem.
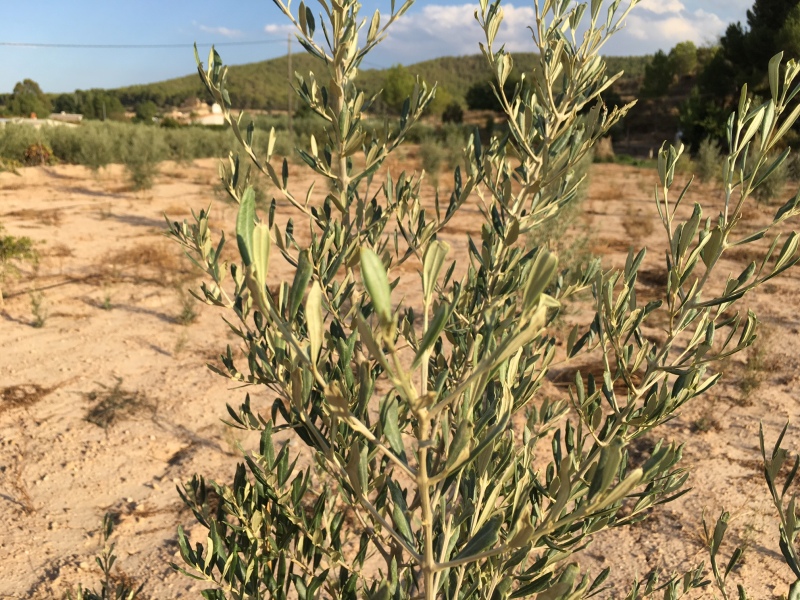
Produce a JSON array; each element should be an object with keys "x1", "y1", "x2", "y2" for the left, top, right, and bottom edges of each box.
[{"x1": 416, "y1": 412, "x2": 436, "y2": 600}]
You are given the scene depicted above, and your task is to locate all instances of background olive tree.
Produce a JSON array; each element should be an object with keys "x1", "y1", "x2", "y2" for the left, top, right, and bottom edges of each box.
[
  {"x1": 168, "y1": 0, "x2": 800, "y2": 598},
  {"x1": 0, "y1": 224, "x2": 36, "y2": 306}
]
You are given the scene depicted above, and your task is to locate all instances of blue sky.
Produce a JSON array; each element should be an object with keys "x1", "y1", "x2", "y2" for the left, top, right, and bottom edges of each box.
[{"x1": 0, "y1": 0, "x2": 752, "y2": 94}]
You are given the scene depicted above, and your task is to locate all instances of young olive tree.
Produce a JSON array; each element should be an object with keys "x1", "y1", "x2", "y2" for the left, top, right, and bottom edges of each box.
[
  {"x1": 168, "y1": 0, "x2": 800, "y2": 597},
  {"x1": 0, "y1": 224, "x2": 36, "y2": 305}
]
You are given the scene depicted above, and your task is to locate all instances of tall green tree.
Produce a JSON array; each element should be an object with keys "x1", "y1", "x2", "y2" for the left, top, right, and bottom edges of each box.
[
  {"x1": 669, "y1": 41, "x2": 698, "y2": 79},
  {"x1": 381, "y1": 64, "x2": 415, "y2": 114},
  {"x1": 712, "y1": 0, "x2": 800, "y2": 93},
  {"x1": 465, "y1": 77, "x2": 521, "y2": 111},
  {"x1": 744, "y1": 0, "x2": 800, "y2": 67},
  {"x1": 641, "y1": 50, "x2": 674, "y2": 97},
  {"x1": 9, "y1": 79, "x2": 51, "y2": 118},
  {"x1": 134, "y1": 100, "x2": 159, "y2": 123},
  {"x1": 53, "y1": 93, "x2": 78, "y2": 114},
  {"x1": 75, "y1": 90, "x2": 126, "y2": 121},
  {"x1": 684, "y1": 0, "x2": 800, "y2": 147},
  {"x1": 778, "y1": 3, "x2": 800, "y2": 59}
]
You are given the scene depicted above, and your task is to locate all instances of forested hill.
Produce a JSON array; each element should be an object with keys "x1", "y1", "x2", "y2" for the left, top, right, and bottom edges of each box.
[{"x1": 111, "y1": 53, "x2": 650, "y2": 111}]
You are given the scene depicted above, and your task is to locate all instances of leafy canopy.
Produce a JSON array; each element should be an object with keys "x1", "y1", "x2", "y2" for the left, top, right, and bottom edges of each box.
[{"x1": 8, "y1": 78, "x2": 51, "y2": 118}]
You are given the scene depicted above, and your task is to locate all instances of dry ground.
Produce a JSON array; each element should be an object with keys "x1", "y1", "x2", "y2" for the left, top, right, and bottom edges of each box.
[{"x1": 1, "y1": 157, "x2": 800, "y2": 598}]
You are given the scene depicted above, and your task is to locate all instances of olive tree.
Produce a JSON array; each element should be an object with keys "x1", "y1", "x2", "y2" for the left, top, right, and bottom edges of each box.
[{"x1": 168, "y1": 0, "x2": 800, "y2": 598}]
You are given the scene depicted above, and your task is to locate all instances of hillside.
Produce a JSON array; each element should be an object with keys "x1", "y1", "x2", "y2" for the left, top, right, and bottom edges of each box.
[
  {"x1": 111, "y1": 52, "x2": 650, "y2": 112},
  {"x1": 113, "y1": 54, "x2": 326, "y2": 110}
]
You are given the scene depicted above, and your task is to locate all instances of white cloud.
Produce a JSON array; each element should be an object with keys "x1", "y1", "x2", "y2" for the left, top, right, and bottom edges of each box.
[
  {"x1": 274, "y1": 2, "x2": 731, "y2": 67},
  {"x1": 197, "y1": 24, "x2": 245, "y2": 38},
  {"x1": 616, "y1": 5, "x2": 726, "y2": 52},
  {"x1": 375, "y1": 3, "x2": 537, "y2": 63},
  {"x1": 264, "y1": 23, "x2": 295, "y2": 36},
  {"x1": 637, "y1": 0, "x2": 686, "y2": 16}
]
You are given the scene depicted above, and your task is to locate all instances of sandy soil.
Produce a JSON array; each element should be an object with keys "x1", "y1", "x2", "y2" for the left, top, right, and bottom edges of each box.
[{"x1": 2, "y1": 157, "x2": 800, "y2": 598}]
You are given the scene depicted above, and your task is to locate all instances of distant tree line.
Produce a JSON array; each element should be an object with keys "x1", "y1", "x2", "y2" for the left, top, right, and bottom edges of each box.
[
  {"x1": 52, "y1": 90, "x2": 126, "y2": 120},
  {"x1": 0, "y1": 80, "x2": 128, "y2": 121},
  {"x1": 0, "y1": 44, "x2": 664, "y2": 134}
]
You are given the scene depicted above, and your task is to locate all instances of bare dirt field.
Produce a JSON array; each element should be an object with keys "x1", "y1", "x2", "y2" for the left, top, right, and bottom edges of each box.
[{"x1": 2, "y1": 156, "x2": 800, "y2": 598}]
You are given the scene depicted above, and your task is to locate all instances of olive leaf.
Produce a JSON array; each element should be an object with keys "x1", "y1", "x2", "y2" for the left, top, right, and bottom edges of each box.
[{"x1": 360, "y1": 247, "x2": 393, "y2": 326}]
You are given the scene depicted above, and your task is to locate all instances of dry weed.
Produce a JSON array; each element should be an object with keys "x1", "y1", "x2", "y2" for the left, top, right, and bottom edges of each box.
[
  {"x1": 591, "y1": 237, "x2": 634, "y2": 256},
  {"x1": 85, "y1": 378, "x2": 156, "y2": 429},
  {"x1": 691, "y1": 410, "x2": 722, "y2": 433},
  {"x1": 164, "y1": 203, "x2": 191, "y2": 216},
  {"x1": 97, "y1": 241, "x2": 194, "y2": 286},
  {"x1": 0, "y1": 177, "x2": 24, "y2": 190},
  {"x1": 162, "y1": 169, "x2": 192, "y2": 180},
  {"x1": 622, "y1": 206, "x2": 656, "y2": 242},
  {"x1": 46, "y1": 243, "x2": 73, "y2": 258},
  {"x1": 736, "y1": 327, "x2": 774, "y2": 406},
  {"x1": 589, "y1": 184, "x2": 619, "y2": 203},
  {"x1": 3, "y1": 208, "x2": 62, "y2": 227},
  {"x1": 0, "y1": 428, "x2": 39, "y2": 514},
  {"x1": 1, "y1": 383, "x2": 53, "y2": 414},
  {"x1": 0, "y1": 461, "x2": 35, "y2": 514}
]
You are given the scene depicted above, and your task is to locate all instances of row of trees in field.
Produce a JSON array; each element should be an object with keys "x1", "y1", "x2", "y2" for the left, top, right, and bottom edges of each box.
[{"x1": 0, "y1": 80, "x2": 128, "y2": 121}]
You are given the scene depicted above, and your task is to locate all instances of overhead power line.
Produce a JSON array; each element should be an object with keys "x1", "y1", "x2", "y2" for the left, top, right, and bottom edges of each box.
[
  {"x1": 0, "y1": 39, "x2": 296, "y2": 49},
  {"x1": 0, "y1": 38, "x2": 386, "y2": 69}
]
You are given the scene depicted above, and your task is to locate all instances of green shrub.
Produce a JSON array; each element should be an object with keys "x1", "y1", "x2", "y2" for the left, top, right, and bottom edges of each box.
[
  {"x1": 268, "y1": 132, "x2": 296, "y2": 159},
  {"x1": 0, "y1": 124, "x2": 39, "y2": 163},
  {"x1": 418, "y1": 137, "x2": 444, "y2": 181},
  {"x1": 167, "y1": 1, "x2": 800, "y2": 599},
  {"x1": 48, "y1": 126, "x2": 83, "y2": 164},
  {"x1": 0, "y1": 120, "x2": 232, "y2": 172},
  {"x1": 438, "y1": 123, "x2": 470, "y2": 170},
  {"x1": 753, "y1": 150, "x2": 789, "y2": 204},
  {"x1": 134, "y1": 100, "x2": 159, "y2": 123},
  {"x1": 0, "y1": 157, "x2": 22, "y2": 173},
  {"x1": 398, "y1": 121, "x2": 436, "y2": 144},
  {"x1": 695, "y1": 136, "x2": 722, "y2": 182},
  {"x1": 162, "y1": 125, "x2": 232, "y2": 163},
  {"x1": 66, "y1": 514, "x2": 144, "y2": 600},
  {"x1": 162, "y1": 128, "x2": 196, "y2": 163},
  {"x1": 159, "y1": 116, "x2": 183, "y2": 129},
  {"x1": 121, "y1": 126, "x2": 168, "y2": 190},
  {"x1": 0, "y1": 224, "x2": 36, "y2": 304},
  {"x1": 291, "y1": 113, "x2": 330, "y2": 144},
  {"x1": 77, "y1": 123, "x2": 114, "y2": 171},
  {"x1": 787, "y1": 149, "x2": 800, "y2": 181},
  {"x1": 29, "y1": 290, "x2": 47, "y2": 327},
  {"x1": 442, "y1": 101, "x2": 464, "y2": 124}
]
